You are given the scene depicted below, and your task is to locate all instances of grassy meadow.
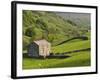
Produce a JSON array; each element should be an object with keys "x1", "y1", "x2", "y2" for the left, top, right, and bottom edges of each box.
[
  {"x1": 23, "y1": 37, "x2": 91, "y2": 69},
  {"x1": 23, "y1": 51, "x2": 90, "y2": 69}
]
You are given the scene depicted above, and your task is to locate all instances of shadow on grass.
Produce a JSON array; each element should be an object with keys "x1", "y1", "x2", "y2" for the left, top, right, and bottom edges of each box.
[
  {"x1": 60, "y1": 48, "x2": 90, "y2": 55},
  {"x1": 23, "y1": 48, "x2": 90, "y2": 60},
  {"x1": 57, "y1": 36, "x2": 88, "y2": 46},
  {"x1": 23, "y1": 53, "x2": 70, "y2": 59}
]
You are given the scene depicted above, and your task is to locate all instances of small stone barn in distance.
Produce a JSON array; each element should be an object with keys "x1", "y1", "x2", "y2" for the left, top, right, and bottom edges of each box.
[{"x1": 28, "y1": 39, "x2": 51, "y2": 58}]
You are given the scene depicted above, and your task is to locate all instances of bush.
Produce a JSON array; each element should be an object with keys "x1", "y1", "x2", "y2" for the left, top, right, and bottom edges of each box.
[
  {"x1": 25, "y1": 27, "x2": 35, "y2": 37},
  {"x1": 23, "y1": 36, "x2": 30, "y2": 50}
]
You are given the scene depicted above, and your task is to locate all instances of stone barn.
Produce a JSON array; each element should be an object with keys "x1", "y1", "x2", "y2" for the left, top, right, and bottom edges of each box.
[{"x1": 28, "y1": 39, "x2": 51, "y2": 58}]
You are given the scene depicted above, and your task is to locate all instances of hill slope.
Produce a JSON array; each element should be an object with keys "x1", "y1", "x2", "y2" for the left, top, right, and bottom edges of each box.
[
  {"x1": 23, "y1": 10, "x2": 89, "y2": 51},
  {"x1": 56, "y1": 12, "x2": 90, "y2": 30}
]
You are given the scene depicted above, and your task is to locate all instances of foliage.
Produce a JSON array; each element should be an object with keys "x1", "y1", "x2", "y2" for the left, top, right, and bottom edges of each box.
[
  {"x1": 23, "y1": 36, "x2": 30, "y2": 50},
  {"x1": 23, "y1": 10, "x2": 89, "y2": 51}
]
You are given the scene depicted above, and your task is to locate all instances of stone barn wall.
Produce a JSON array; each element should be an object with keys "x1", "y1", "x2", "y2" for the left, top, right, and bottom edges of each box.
[{"x1": 28, "y1": 42, "x2": 39, "y2": 57}]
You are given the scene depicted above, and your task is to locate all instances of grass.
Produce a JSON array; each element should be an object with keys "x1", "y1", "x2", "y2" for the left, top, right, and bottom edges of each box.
[
  {"x1": 23, "y1": 51, "x2": 90, "y2": 69},
  {"x1": 23, "y1": 37, "x2": 91, "y2": 69},
  {"x1": 86, "y1": 31, "x2": 91, "y2": 39},
  {"x1": 51, "y1": 40, "x2": 90, "y2": 53}
]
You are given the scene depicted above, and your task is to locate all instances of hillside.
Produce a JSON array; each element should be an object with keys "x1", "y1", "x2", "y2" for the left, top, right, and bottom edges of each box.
[
  {"x1": 52, "y1": 40, "x2": 90, "y2": 53},
  {"x1": 56, "y1": 12, "x2": 90, "y2": 30},
  {"x1": 23, "y1": 10, "x2": 90, "y2": 51}
]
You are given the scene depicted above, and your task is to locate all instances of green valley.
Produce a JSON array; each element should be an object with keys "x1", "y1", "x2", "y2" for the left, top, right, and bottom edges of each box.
[{"x1": 22, "y1": 10, "x2": 91, "y2": 69}]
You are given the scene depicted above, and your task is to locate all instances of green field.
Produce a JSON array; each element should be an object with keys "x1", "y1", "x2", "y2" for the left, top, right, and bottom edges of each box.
[
  {"x1": 23, "y1": 39, "x2": 91, "y2": 69},
  {"x1": 23, "y1": 51, "x2": 90, "y2": 69},
  {"x1": 52, "y1": 40, "x2": 90, "y2": 53}
]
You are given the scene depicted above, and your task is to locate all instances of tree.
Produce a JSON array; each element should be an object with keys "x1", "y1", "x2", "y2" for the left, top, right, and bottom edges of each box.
[
  {"x1": 23, "y1": 36, "x2": 30, "y2": 51},
  {"x1": 47, "y1": 34, "x2": 55, "y2": 43},
  {"x1": 25, "y1": 27, "x2": 35, "y2": 37}
]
